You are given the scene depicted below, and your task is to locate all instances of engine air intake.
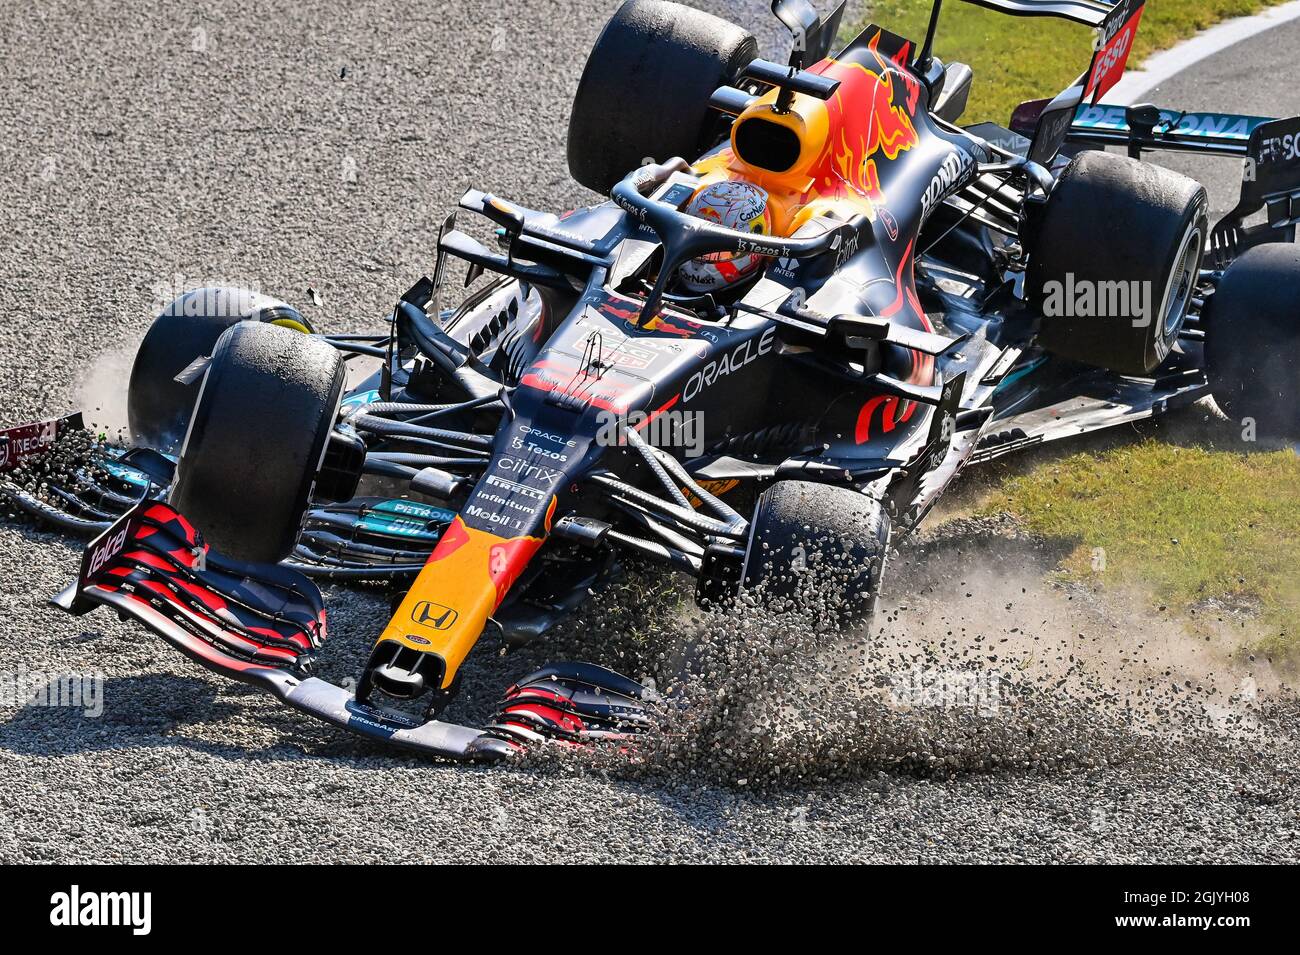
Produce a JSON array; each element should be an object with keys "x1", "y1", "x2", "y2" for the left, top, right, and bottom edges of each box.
[{"x1": 733, "y1": 117, "x2": 803, "y2": 173}]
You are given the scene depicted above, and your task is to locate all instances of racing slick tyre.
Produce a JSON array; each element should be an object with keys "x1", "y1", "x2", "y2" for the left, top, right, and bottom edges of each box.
[
  {"x1": 567, "y1": 0, "x2": 758, "y2": 194},
  {"x1": 1028, "y1": 151, "x2": 1208, "y2": 376},
  {"x1": 741, "y1": 480, "x2": 890, "y2": 621},
  {"x1": 170, "y1": 321, "x2": 345, "y2": 563},
  {"x1": 1204, "y1": 243, "x2": 1300, "y2": 438},
  {"x1": 128, "y1": 287, "x2": 314, "y2": 453}
]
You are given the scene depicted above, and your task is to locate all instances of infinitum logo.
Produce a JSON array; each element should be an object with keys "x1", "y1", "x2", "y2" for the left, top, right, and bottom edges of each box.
[{"x1": 49, "y1": 885, "x2": 151, "y2": 936}]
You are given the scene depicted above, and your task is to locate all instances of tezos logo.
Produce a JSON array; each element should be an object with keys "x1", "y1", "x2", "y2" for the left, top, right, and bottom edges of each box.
[{"x1": 50, "y1": 885, "x2": 151, "y2": 936}]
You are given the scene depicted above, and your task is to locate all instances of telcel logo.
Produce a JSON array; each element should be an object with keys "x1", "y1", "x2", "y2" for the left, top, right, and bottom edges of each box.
[
  {"x1": 410, "y1": 601, "x2": 458, "y2": 631},
  {"x1": 86, "y1": 524, "x2": 131, "y2": 578}
]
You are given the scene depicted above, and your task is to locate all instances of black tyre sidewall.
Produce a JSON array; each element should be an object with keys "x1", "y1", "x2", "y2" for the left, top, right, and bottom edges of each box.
[
  {"x1": 128, "y1": 311, "x2": 243, "y2": 452},
  {"x1": 128, "y1": 287, "x2": 313, "y2": 452},
  {"x1": 742, "y1": 480, "x2": 890, "y2": 618},
  {"x1": 169, "y1": 321, "x2": 345, "y2": 563},
  {"x1": 567, "y1": 0, "x2": 757, "y2": 194}
]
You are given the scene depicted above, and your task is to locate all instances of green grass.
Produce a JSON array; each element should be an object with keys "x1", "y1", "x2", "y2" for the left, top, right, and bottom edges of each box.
[
  {"x1": 861, "y1": 0, "x2": 1286, "y2": 125},
  {"x1": 978, "y1": 443, "x2": 1300, "y2": 654}
]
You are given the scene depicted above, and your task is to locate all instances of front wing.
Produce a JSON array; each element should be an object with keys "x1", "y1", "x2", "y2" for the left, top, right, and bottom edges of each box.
[{"x1": 52, "y1": 500, "x2": 490, "y2": 760}]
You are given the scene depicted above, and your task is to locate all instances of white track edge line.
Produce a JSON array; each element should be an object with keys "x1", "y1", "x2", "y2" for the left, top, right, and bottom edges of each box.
[{"x1": 1105, "y1": 0, "x2": 1300, "y2": 105}]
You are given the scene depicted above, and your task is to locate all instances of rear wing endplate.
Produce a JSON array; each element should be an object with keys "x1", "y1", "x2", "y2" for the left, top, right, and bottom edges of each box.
[{"x1": 972, "y1": 0, "x2": 1146, "y2": 164}]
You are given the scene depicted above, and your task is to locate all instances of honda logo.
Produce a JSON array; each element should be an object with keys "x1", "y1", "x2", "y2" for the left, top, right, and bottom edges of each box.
[{"x1": 410, "y1": 600, "x2": 458, "y2": 631}]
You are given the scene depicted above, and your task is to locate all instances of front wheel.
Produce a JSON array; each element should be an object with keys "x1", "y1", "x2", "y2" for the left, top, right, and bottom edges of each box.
[
  {"x1": 128, "y1": 287, "x2": 313, "y2": 453},
  {"x1": 170, "y1": 321, "x2": 345, "y2": 563},
  {"x1": 740, "y1": 480, "x2": 890, "y2": 622}
]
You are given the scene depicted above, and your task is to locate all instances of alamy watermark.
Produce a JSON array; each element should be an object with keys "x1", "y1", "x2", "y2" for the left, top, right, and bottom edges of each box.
[
  {"x1": 1042, "y1": 273, "x2": 1153, "y2": 328},
  {"x1": 890, "y1": 667, "x2": 1005, "y2": 716},
  {"x1": 0, "y1": 666, "x2": 104, "y2": 717},
  {"x1": 595, "y1": 409, "x2": 705, "y2": 458},
  {"x1": 50, "y1": 886, "x2": 151, "y2": 935}
]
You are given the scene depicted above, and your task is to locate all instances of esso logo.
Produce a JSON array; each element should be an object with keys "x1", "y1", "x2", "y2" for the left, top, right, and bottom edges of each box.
[
  {"x1": 1260, "y1": 133, "x2": 1300, "y2": 164},
  {"x1": 1091, "y1": 26, "x2": 1132, "y2": 83}
]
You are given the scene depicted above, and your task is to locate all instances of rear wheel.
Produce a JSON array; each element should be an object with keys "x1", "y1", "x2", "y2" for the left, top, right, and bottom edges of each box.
[
  {"x1": 741, "y1": 480, "x2": 890, "y2": 621},
  {"x1": 1205, "y1": 243, "x2": 1300, "y2": 438},
  {"x1": 1028, "y1": 151, "x2": 1208, "y2": 376},
  {"x1": 170, "y1": 321, "x2": 345, "y2": 563},
  {"x1": 567, "y1": 0, "x2": 757, "y2": 194},
  {"x1": 128, "y1": 287, "x2": 313, "y2": 453}
]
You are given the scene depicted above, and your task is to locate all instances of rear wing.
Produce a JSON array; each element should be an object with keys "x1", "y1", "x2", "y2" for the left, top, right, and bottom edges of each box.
[
  {"x1": 961, "y1": 0, "x2": 1125, "y2": 27},
  {"x1": 958, "y1": 0, "x2": 1146, "y2": 163}
]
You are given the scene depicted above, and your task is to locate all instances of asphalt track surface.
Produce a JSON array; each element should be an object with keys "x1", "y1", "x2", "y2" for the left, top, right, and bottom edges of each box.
[{"x1": 1, "y1": 2, "x2": 1298, "y2": 863}]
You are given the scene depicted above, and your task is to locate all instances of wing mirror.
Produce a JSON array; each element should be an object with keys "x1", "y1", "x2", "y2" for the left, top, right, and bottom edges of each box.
[{"x1": 770, "y1": 0, "x2": 847, "y2": 67}]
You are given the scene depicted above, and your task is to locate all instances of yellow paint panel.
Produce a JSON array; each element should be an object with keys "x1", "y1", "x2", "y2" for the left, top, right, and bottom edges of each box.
[{"x1": 374, "y1": 517, "x2": 543, "y2": 688}]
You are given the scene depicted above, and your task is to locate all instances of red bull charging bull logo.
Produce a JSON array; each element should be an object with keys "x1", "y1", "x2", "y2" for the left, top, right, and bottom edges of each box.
[{"x1": 809, "y1": 31, "x2": 922, "y2": 204}]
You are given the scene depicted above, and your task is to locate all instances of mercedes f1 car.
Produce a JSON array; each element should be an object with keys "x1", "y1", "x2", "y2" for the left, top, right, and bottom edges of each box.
[{"x1": 5, "y1": 0, "x2": 1299, "y2": 760}]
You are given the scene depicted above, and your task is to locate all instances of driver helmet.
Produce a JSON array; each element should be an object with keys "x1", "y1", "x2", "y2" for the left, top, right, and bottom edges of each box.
[{"x1": 677, "y1": 180, "x2": 774, "y2": 294}]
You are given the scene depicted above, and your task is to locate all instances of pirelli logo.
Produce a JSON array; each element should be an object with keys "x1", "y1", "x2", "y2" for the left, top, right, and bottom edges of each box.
[{"x1": 410, "y1": 600, "x2": 458, "y2": 631}]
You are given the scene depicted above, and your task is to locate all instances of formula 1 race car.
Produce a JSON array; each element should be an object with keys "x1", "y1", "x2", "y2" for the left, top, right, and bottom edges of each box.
[{"x1": 5, "y1": 0, "x2": 1299, "y2": 760}]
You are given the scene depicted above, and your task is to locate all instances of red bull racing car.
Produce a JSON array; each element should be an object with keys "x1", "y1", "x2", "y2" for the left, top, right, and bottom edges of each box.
[{"x1": 4, "y1": 0, "x2": 1299, "y2": 760}]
